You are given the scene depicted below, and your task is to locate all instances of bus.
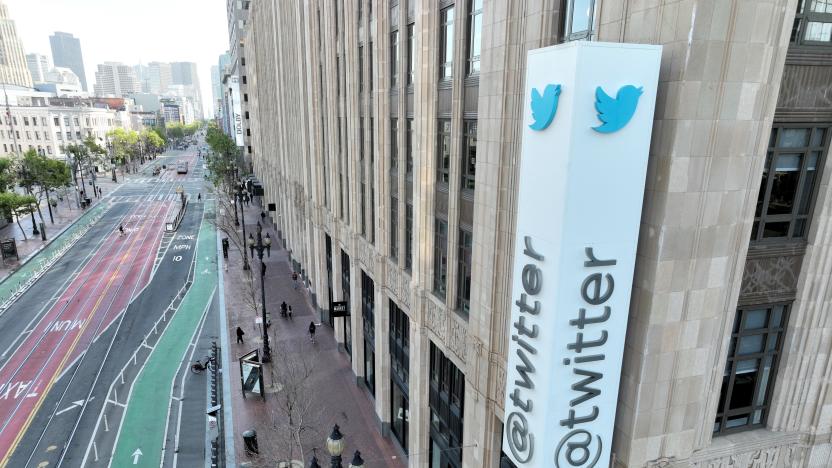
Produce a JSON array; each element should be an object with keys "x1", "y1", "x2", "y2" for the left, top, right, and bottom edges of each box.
[{"x1": 176, "y1": 161, "x2": 189, "y2": 174}]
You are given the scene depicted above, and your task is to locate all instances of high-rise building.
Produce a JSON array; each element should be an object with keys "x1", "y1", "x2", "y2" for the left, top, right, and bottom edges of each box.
[
  {"x1": 49, "y1": 32, "x2": 88, "y2": 92},
  {"x1": 0, "y1": 2, "x2": 33, "y2": 88},
  {"x1": 240, "y1": 1, "x2": 832, "y2": 467},
  {"x1": 146, "y1": 62, "x2": 172, "y2": 95},
  {"x1": 225, "y1": 0, "x2": 250, "y2": 163},
  {"x1": 211, "y1": 65, "x2": 220, "y2": 116},
  {"x1": 26, "y1": 53, "x2": 50, "y2": 84},
  {"x1": 93, "y1": 62, "x2": 138, "y2": 97},
  {"x1": 170, "y1": 62, "x2": 203, "y2": 119}
]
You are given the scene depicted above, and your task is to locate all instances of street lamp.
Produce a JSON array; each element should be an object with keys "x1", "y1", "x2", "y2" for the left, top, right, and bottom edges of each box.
[
  {"x1": 248, "y1": 221, "x2": 272, "y2": 363},
  {"x1": 237, "y1": 183, "x2": 250, "y2": 271},
  {"x1": 326, "y1": 424, "x2": 345, "y2": 468},
  {"x1": 348, "y1": 451, "x2": 364, "y2": 468}
]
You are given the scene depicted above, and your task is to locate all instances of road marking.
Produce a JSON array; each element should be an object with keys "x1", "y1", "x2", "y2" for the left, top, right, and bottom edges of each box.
[
  {"x1": 54, "y1": 397, "x2": 93, "y2": 416},
  {"x1": 131, "y1": 448, "x2": 142, "y2": 464}
]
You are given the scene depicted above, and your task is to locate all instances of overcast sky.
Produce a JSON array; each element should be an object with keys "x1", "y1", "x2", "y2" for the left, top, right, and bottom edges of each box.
[{"x1": 5, "y1": 0, "x2": 229, "y2": 118}]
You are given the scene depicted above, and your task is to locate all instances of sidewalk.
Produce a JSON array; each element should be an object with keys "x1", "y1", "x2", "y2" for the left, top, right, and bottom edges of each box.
[
  {"x1": 221, "y1": 201, "x2": 405, "y2": 468},
  {"x1": 0, "y1": 170, "x2": 122, "y2": 282}
]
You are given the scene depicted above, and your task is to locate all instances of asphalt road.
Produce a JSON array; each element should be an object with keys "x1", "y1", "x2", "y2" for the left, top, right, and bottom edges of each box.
[{"x1": 0, "y1": 143, "x2": 217, "y2": 467}]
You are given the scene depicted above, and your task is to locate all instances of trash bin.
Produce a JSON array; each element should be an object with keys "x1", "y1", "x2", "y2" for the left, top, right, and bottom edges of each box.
[{"x1": 242, "y1": 429, "x2": 258, "y2": 454}]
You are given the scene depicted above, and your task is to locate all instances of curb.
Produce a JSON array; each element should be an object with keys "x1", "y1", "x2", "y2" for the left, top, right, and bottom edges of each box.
[
  {"x1": 216, "y1": 230, "x2": 237, "y2": 468},
  {"x1": 0, "y1": 201, "x2": 109, "y2": 288}
]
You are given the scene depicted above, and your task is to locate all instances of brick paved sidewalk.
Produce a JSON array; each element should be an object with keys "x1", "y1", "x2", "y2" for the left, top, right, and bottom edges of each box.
[{"x1": 220, "y1": 202, "x2": 405, "y2": 468}]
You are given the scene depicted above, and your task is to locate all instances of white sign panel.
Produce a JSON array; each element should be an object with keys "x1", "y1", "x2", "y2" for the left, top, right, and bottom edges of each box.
[
  {"x1": 502, "y1": 41, "x2": 661, "y2": 467},
  {"x1": 229, "y1": 76, "x2": 244, "y2": 147}
]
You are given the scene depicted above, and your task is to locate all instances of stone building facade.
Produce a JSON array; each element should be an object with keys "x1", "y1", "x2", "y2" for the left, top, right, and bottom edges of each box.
[{"x1": 241, "y1": 0, "x2": 832, "y2": 466}]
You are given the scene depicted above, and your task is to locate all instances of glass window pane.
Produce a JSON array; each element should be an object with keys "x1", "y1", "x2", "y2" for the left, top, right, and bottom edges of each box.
[
  {"x1": 805, "y1": 22, "x2": 832, "y2": 41},
  {"x1": 743, "y1": 309, "x2": 768, "y2": 329},
  {"x1": 729, "y1": 360, "x2": 759, "y2": 409},
  {"x1": 752, "y1": 409, "x2": 763, "y2": 424},
  {"x1": 571, "y1": 0, "x2": 593, "y2": 34},
  {"x1": 763, "y1": 221, "x2": 790, "y2": 238},
  {"x1": 755, "y1": 356, "x2": 774, "y2": 406},
  {"x1": 811, "y1": 128, "x2": 826, "y2": 147},
  {"x1": 771, "y1": 305, "x2": 785, "y2": 327},
  {"x1": 811, "y1": 0, "x2": 832, "y2": 13},
  {"x1": 738, "y1": 335, "x2": 765, "y2": 355},
  {"x1": 767, "y1": 154, "x2": 802, "y2": 215},
  {"x1": 779, "y1": 128, "x2": 810, "y2": 148},
  {"x1": 726, "y1": 414, "x2": 749, "y2": 429},
  {"x1": 794, "y1": 218, "x2": 807, "y2": 237},
  {"x1": 798, "y1": 152, "x2": 819, "y2": 215}
]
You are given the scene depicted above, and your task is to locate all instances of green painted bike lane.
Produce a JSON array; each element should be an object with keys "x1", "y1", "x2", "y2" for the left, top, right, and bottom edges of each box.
[{"x1": 111, "y1": 201, "x2": 217, "y2": 467}]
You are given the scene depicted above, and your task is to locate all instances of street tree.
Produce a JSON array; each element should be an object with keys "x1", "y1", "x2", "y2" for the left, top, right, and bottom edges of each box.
[
  {"x1": 18, "y1": 150, "x2": 49, "y2": 226},
  {"x1": 0, "y1": 192, "x2": 37, "y2": 240},
  {"x1": 108, "y1": 128, "x2": 142, "y2": 173},
  {"x1": 0, "y1": 157, "x2": 16, "y2": 192}
]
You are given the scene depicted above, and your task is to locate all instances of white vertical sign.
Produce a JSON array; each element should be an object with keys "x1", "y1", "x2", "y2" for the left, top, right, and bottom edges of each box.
[
  {"x1": 229, "y1": 76, "x2": 244, "y2": 147},
  {"x1": 503, "y1": 41, "x2": 661, "y2": 467}
]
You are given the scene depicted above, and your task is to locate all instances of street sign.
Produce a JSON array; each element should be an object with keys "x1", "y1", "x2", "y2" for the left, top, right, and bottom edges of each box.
[{"x1": 330, "y1": 301, "x2": 349, "y2": 317}]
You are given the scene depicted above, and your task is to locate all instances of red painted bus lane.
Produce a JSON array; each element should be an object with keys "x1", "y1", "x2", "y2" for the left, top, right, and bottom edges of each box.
[{"x1": 0, "y1": 200, "x2": 170, "y2": 466}]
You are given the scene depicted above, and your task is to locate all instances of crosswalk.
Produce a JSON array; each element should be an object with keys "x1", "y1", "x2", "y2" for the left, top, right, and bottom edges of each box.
[{"x1": 107, "y1": 194, "x2": 185, "y2": 203}]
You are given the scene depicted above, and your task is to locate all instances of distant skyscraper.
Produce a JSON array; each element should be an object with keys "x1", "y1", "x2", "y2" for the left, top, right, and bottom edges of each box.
[
  {"x1": 26, "y1": 53, "x2": 50, "y2": 83},
  {"x1": 170, "y1": 62, "x2": 203, "y2": 119},
  {"x1": 211, "y1": 65, "x2": 221, "y2": 116},
  {"x1": 49, "y1": 32, "x2": 88, "y2": 91},
  {"x1": 0, "y1": 2, "x2": 33, "y2": 87},
  {"x1": 147, "y1": 62, "x2": 172, "y2": 95},
  {"x1": 93, "y1": 62, "x2": 139, "y2": 97}
]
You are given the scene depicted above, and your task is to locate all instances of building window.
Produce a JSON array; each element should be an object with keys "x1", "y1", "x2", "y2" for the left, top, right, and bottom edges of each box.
[
  {"x1": 369, "y1": 41, "x2": 374, "y2": 91},
  {"x1": 406, "y1": 118, "x2": 414, "y2": 176},
  {"x1": 73, "y1": 117, "x2": 79, "y2": 126},
  {"x1": 793, "y1": 0, "x2": 832, "y2": 44},
  {"x1": 433, "y1": 218, "x2": 448, "y2": 299},
  {"x1": 32, "y1": 117, "x2": 37, "y2": 127},
  {"x1": 242, "y1": 75, "x2": 247, "y2": 84},
  {"x1": 752, "y1": 125, "x2": 828, "y2": 241},
  {"x1": 407, "y1": 24, "x2": 415, "y2": 85},
  {"x1": 245, "y1": 111, "x2": 249, "y2": 119},
  {"x1": 76, "y1": 131, "x2": 81, "y2": 140},
  {"x1": 390, "y1": 300, "x2": 410, "y2": 452},
  {"x1": 457, "y1": 229, "x2": 472, "y2": 314},
  {"x1": 244, "y1": 93, "x2": 249, "y2": 102},
  {"x1": 41, "y1": 117, "x2": 46, "y2": 126},
  {"x1": 439, "y1": 6, "x2": 455, "y2": 80},
  {"x1": 437, "y1": 119, "x2": 451, "y2": 184},
  {"x1": 341, "y1": 250, "x2": 352, "y2": 357},
  {"x1": 2, "y1": 144, "x2": 6, "y2": 153},
  {"x1": 462, "y1": 120, "x2": 477, "y2": 191},
  {"x1": 63, "y1": 117, "x2": 69, "y2": 126},
  {"x1": 405, "y1": 203, "x2": 413, "y2": 271},
  {"x1": 23, "y1": 117, "x2": 29, "y2": 126},
  {"x1": 714, "y1": 304, "x2": 789, "y2": 435},
  {"x1": 53, "y1": 117, "x2": 59, "y2": 126},
  {"x1": 429, "y1": 342, "x2": 464, "y2": 468},
  {"x1": 361, "y1": 271, "x2": 376, "y2": 396},
  {"x1": 390, "y1": 31, "x2": 400, "y2": 88},
  {"x1": 47, "y1": 146, "x2": 51, "y2": 155},
  {"x1": 358, "y1": 45, "x2": 364, "y2": 93},
  {"x1": 391, "y1": 197, "x2": 399, "y2": 261},
  {"x1": 391, "y1": 118, "x2": 399, "y2": 172},
  {"x1": 466, "y1": 0, "x2": 483, "y2": 75},
  {"x1": 563, "y1": 0, "x2": 596, "y2": 41}
]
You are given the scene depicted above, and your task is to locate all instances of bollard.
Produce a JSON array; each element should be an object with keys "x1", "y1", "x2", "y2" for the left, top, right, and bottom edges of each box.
[{"x1": 242, "y1": 429, "x2": 258, "y2": 454}]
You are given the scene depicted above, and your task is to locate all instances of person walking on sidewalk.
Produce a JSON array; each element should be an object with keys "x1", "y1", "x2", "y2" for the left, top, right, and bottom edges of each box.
[
  {"x1": 292, "y1": 271, "x2": 298, "y2": 290},
  {"x1": 118, "y1": 224, "x2": 124, "y2": 236},
  {"x1": 236, "y1": 326, "x2": 245, "y2": 343},
  {"x1": 281, "y1": 301, "x2": 288, "y2": 318},
  {"x1": 288, "y1": 305, "x2": 293, "y2": 319},
  {"x1": 308, "y1": 321, "x2": 316, "y2": 343}
]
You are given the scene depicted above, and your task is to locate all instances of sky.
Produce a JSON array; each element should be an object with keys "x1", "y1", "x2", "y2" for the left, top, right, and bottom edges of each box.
[{"x1": 4, "y1": 0, "x2": 229, "y2": 118}]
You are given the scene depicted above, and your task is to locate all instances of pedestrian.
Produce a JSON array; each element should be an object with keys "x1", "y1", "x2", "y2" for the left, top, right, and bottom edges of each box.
[
  {"x1": 288, "y1": 305, "x2": 293, "y2": 319},
  {"x1": 198, "y1": 192, "x2": 202, "y2": 201},
  {"x1": 260, "y1": 211, "x2": 266, "y2": 222},
  {"x1": 118, "y1": 224, "x2": 124, "y2": 236},
  {"x1": 236, "y1": 326, "x2": 245, "y2": 343},
  {"x1": 98, "y1": 187, "x2": 103, "y2": 197},
  {"x1": 221, "y1": 238, "x2": 229, "y2": 259},
  {"x1": 281, "y1": 301, "x2": 288, "y2": 318},
  {"x1": 308, "y1": 321, "x2": 316, "y2": 343},
  {"x1": 292, "y1": 271, "x2": 298, "y2": 290}
]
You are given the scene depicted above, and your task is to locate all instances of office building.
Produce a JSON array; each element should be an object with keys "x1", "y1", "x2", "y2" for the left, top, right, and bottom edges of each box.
[
  {"x1": 0, "y1": 2, "x2": 33, "y2": 88},
  {"x1": 241, "y1": 1, "x2": 832, "y2": 467},
  {"x1": 170, "y1": 62, "x2": 203, "y2": 119},
  {"x1": 146, "y1": 61, "x2": 172, "y2": 95},
  {"x1": 26, "y1": 53, "x2": 51, "y2": 84},
  {"x1": 49, "y1": 32, "x2": 88, "y2": 92},
  {"x1": 93, "y1": 62, "x2": 139, "y2": 98},
  {"x1": 224, "y1": 0, "x2": 251, "y2": 165}
]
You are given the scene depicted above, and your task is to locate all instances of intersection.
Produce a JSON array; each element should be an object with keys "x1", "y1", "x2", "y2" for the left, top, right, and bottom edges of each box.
[{"x1": 0, "y1": 144, "x2": 218, "y2": 467}]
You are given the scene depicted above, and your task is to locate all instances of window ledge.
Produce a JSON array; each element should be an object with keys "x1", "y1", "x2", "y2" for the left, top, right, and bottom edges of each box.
[
  {"x1": 438, "y1": 79, "x2": 453, "y2": 90},
  {"x1": 460, "y1": 189, "x2": 475, "y2": 202},
  {"x1": 746, "y1": 241, "x2": 807, "y2": 259}
]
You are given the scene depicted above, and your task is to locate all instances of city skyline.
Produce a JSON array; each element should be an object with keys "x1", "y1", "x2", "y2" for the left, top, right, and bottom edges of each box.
[{"x1": 3, "y1": 0, "x2": 225, "y2": 118}]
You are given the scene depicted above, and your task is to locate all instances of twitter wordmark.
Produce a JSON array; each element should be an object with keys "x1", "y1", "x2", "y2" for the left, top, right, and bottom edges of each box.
[
  {"x1": 529, "y1": 84, "x2": 561, "y2": 131},
  {"x1": 592, "y1": 85, "x2": 643, "y2": 134}
]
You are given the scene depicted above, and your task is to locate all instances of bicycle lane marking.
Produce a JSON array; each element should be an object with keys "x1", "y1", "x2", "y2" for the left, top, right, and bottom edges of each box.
[{"x1": 110, "y1": 201, "x2": 217, "y2": 467}]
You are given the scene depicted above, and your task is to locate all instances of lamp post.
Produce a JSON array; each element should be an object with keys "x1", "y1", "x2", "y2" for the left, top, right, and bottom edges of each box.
[
  {"x1": 325, "y1": 424, "x2": 345, "y2": 468},
  {"x1": 237, "y1": 184, "x2": 250, "y2": 271},
  {"x1": 248, "y1": 221, "x2": 272, "y2": 362}
]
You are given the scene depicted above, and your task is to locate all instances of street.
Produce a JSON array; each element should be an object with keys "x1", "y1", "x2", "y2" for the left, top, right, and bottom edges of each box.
[{"x1": 0, "y1": 144, "x2": 218, "y2": 467}]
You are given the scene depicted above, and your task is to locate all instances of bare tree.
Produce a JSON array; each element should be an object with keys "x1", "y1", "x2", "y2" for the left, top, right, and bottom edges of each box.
[{"x1": 249, "y1": 341, "x2": 324, "y2": 468}]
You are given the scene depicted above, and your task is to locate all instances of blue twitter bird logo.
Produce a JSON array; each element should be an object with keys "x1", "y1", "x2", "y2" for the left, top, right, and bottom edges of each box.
[
  {"x1": 592, "y1": 85, "x2": 643, "y2": 134},
  {"x1": 529, "y1": 84, "x2": 561, "y2": 131}
]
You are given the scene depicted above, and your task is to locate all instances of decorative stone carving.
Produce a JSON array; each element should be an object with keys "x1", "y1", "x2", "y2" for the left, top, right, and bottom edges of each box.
[
  {"x1": 448, "y1": 318, "x2": 467, "y2": 363},
  {"x1": 646, "y1": 457, "x2": 676, "y2": 468},
  {"x1": 689, "y1": 442, "x2": 806, "y2": 468},
  {"x1": 740, "y1": 253, "x2": 803, "y2": 303},
  {"x1": 424, "y1": 298, "x2": 447, "y2": 341}
]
